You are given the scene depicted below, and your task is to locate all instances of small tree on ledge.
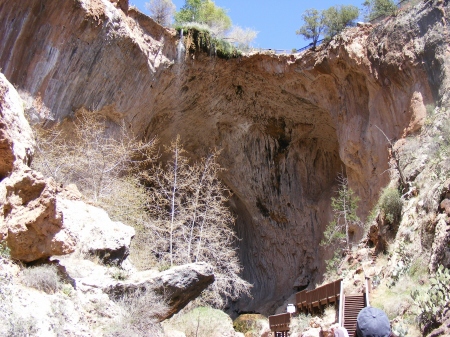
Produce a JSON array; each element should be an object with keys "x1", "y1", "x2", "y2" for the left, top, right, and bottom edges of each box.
[{"x1": 321, "y1": 172, "x2": 362, "y2": 251}]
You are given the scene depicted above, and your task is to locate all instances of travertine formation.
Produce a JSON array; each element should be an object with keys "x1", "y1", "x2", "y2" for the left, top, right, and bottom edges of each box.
[
  {"x1": 0, "y1": 72, "x2": 136, "y2": 263},
  {"x1": 0, "y1": 72, "x2": 215, "y2": 335},
  {"x1": 0, "y1": 0, "x2": 448, "y2": 313}
]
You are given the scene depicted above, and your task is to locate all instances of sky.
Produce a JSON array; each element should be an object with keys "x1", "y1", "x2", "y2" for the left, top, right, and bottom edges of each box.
[{"x1": 130, "y1": 0, "x2": 367, "y2": 50}]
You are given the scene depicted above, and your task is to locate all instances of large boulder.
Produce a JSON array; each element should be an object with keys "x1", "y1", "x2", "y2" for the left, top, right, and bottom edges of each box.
[
  {"x1": 56, "y1": 198, "x2": 135, "y2": 265},
  {"x1": 0, "y1": 73, "x2": 34, "y2": 180},
  {"x1": 1, "y1": 166, "x2": 77, "y2": 261},
  {"x1": 105, "y1": 262, "x2": 215, "y2": 320},
  {"x1": 1, "y1": 168, "x2": 135, "y2": 263}
]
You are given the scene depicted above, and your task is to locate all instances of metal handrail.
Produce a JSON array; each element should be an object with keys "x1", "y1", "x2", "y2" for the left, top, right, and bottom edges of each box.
[
  {"x1": 338, "y1": 279, "x2": 344, "y2": 326},
  {"x1": 365, "y1": 277, "x2": 371, "y2": 307}
]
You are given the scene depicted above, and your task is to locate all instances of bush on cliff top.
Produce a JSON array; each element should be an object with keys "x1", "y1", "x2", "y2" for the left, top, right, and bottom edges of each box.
[{"x1": 176, "y1": 26, "x2": 241, "y2": 59}]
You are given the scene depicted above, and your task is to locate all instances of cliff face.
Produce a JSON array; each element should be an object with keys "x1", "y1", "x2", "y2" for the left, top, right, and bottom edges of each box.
[{"x1": 0, "y1": 0, "x2": 448, "y2": 314}]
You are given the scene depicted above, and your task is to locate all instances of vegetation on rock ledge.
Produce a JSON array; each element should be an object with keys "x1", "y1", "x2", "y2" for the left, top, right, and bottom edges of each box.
[{"x1": 176, "y1": 26, "x2": 242, "y2": 59}]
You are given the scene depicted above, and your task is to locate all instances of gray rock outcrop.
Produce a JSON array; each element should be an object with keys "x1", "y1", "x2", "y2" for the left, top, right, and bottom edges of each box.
[{"x1": 106, "y1": 262, "x2": 215, "y2": 320}]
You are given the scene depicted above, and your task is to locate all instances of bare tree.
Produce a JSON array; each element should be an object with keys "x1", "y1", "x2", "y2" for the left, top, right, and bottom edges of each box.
[
  {"x1": 31, "y1": 108, "x2": 159, "y2": 270},
  {"x1": 143, "y1": 137, "x2": 252, "y2": 307},
  {"x1": 32, "y1": 108, "x2": 157, "y2": 203},
  {"x1": 145, "y1": 0, "x2": 176, "y2": 27},
  {"x1": 227, "y1": 26, "x2": 258, "y2": 51},
  {"x1": 144, "y1": 136, "x2": 193, "y2": 266}
]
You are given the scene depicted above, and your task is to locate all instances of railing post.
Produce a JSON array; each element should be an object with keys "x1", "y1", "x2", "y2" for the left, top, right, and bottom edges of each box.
[
  {"x1": 338, "y1": 279, "x2": 344, "y2": 326},
  {"x1": 365, "y1": 277, "x2": 371, "y2": 307}
]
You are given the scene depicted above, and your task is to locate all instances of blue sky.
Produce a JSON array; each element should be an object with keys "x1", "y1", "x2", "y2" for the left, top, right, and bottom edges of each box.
[{"x1": 130, "y1": 0, "x2": 366, "y2": 50}]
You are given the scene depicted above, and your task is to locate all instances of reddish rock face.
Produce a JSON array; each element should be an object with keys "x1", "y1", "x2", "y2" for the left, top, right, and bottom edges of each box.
[
  {"x1": 0, "y1": 0, "x2": 448, "y2": 313},
  {"x1": 0, "y1": 74, "x2": 34, "y2": 179}
]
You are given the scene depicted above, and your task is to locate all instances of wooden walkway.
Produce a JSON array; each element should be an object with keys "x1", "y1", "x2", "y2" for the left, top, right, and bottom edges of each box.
[
  {"x1": 268, "y1": 312, "x2": 291, "y2": 336},
  {"x1": 296, "y1": 279, "x2": 342, "y2": 313},
  {"x1": 269, "y1": 277, "x2": 371, "y2": 335}
]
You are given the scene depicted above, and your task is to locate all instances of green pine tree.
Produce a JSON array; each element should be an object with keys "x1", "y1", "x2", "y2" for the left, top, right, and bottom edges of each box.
[{"x1": 321, "y1": 172, "x2": 361, "y2": 250}]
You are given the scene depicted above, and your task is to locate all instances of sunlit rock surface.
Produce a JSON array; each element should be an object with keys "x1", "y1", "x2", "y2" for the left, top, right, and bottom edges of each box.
[{"x1": 0, "y1": 0, "x2": 448, "y2": 313}]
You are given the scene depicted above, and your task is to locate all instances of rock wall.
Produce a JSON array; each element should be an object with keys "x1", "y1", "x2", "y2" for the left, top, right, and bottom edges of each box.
[
  {"x1": 0, "y1": 0, "x2": 448, "y2": 313},
  {"x1": 0, "y1": 72, "x2": 215, "y2": 336}
]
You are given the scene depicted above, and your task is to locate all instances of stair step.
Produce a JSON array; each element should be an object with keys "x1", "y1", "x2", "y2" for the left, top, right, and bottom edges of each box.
[{"x1": 342, "y1": 293, "x2": 366, "y2": 336}]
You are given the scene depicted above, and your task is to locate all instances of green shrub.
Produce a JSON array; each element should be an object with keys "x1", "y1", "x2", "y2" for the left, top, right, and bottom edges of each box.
[
  {"x1": 20, "y1": 265, "x2": 61, "y2": 294},
  {"x1": 174, "y1": 0, "x2": 232, "y2": 35},
  {"x1": 408, "y1": 254, "x2": 429, "y2": 280},
  {"x1": 0, "y1": 241, "x2": 10, "y2": 258},
  {"x1": 108, "y1": 267, "x2": 128, "y2": 281},
  {"x1": 392, "y1": 322, "x2": 409, "y2": 337},
  {"x1": 325, "y1": 250, "x2": 342, "y2": 278},
  {"x1": 411, "y1": 265, "x2": 450, "y2": 332},
  {"x1": 164, "y1": 306, "x2": 235, "y2": 337},
  {"x1": 363, "y1": 0, "x2": 397, "y2": 21},
  {"x1": 176, "y1": 26, "x2": 241, "y2": 59},
  {"x1": 379, "y1": 187, "x2": 403, "y2": 225},
  {"x1": 290, "y1": 312, "x2": 312, "y2": 335}
]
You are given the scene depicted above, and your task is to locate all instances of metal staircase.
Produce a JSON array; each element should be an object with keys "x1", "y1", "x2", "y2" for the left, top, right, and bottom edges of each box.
[{"x1": 342, "y1": 294, "x2": 366, "y2": 336}]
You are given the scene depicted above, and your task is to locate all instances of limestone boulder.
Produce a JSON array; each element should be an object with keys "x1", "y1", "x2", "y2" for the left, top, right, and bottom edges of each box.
[
  {"x1": 2, "y1": 168, "x2": 77, "y2": 261},
  {"x1": 56, "y1": 256, "x2": 214, "y2": 322},
  {"x1": 0, "y1": 73, "x2": 34, "y2": 180},
  {"x1": 0, "y1": 72, "x2": 134, "y2": 264},
  {"x1": 1, "y1": 171, "x2": 135, "y2": 263},
  {"x1": 105, "y1": 262, "x2": 215, "y2": 320},
  {"x1": 0, "y1": 72, "x2": 77, "y2": 261},
  {"x1": 57, "y1": 197, "x2": 135, "y2": 265}
]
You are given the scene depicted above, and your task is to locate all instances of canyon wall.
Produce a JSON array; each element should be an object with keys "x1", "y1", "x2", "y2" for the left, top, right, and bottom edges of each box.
[{"x1": 0, "y1": 0, "x2": 448, "y2": 314}]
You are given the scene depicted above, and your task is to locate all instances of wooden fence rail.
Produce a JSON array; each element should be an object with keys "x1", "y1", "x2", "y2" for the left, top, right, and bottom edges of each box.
[
  {"x1": 268, "y1": 313, "x2": 291, "y2": 333},
  {"x1": 295, "y1": 279, "x2": 342, "y2": 313}
]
